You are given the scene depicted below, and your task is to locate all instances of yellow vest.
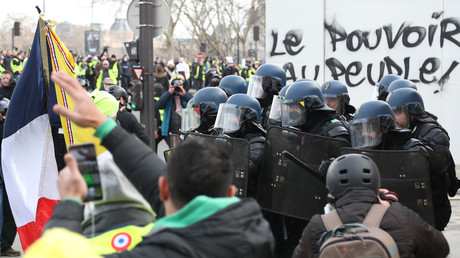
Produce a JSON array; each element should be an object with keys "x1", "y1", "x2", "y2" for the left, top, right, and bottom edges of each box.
[
  {"x1": 194, "y1": 66, "x2": 205, "y2": 81},
  {"x1": 10, "y1": 57, "x2": 23, "y2": 74},
  {"x1": 96, "y1": 70, "x2": 118, "y2": 89},
  {"x1": 110, "y1": 62, "x2": 119, "y2": 79},
  {"x1": 154, "y1": 96, "x2": 164, "y2": 121},
  {"x1": 86, "y1": 223, "x2": 154, "y2": 255}
]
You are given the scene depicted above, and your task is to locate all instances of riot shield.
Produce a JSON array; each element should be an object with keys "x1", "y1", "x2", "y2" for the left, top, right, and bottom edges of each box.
[
  {"x1": 340, "y1": 148, "x2": 435, "y2": 226},
  {"x1": 257, "y1": 126, "x2": 350, "y2": 220},
  {"x1": 185, "y1": 133, "x2": 250, "y2": 198}
]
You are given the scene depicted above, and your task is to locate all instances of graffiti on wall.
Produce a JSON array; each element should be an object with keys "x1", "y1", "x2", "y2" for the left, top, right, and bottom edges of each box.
[{"x1": 269, "y1": 13, "x2": 460, "y2": 87}]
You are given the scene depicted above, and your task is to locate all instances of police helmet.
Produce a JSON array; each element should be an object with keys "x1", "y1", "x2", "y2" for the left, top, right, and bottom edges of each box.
[
  {"x1": 214, "y1": 94, "x2": 261, "y2": 133},
  {"x1": 255, "y1": 64, "x2": 287, "y2": 86},
  {"x1": 321, "y1": 80, "x2": 350, "y2": 116},
  {"x1": 387, "y1": 79, "x2": 418, "y2": 93},
  {"x1": 320, "y1": 80, "x2": 350, "y2": 103},
  {"x1": 354, "y1": 100, "x2": 396, "y2": 129},
  {"x1": 296, "y1": 78, "x2": 320, "y2": 87},
  {"x1": 269, "y1": 84, "x2": 291, "y2": 122},
  {"x1": 350, "y1": 100, "x2": 397, "y2": 148},
  {"x1": 218, "y1": 75, "x2": 247, "y2": 97},
  {"x1": 387, "y1": 88, "x2": 425, "y2": 131},
  {"x1": 0, "y1": 97, "x2": 10, "y2": 116},
  {"x1": 279, "y1": 84, "x2": 291, "y2": 99},
  {"x1": 387, "y1": 88, "x2": 425, "y2": 118},
  {"x1": 182, "y1": 87, "x2": 228, "y2": 132},
  {"x1": 106, "y1": 86, "x2": 128, "y2": 101},
  {"x1": 281, "y1": 81, "x2": 333, "y2": 127},
  {"x1": 377, "y1": 74, "x2": 401, "y2": 100},
  {"x1": 247, "y1": 64, "x2": 286, "y2": 99},
  {"x1": 378, "y1": 74, "x2": 401, "y2": 90},
  {"x1": 326, "y1": 154, "x2": 380, "y2": 197}
]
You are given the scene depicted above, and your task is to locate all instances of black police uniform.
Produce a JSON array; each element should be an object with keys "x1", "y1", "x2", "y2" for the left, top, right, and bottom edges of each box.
[{"x1": 411, "y1": 114, "x2": 454, "y2": 230}]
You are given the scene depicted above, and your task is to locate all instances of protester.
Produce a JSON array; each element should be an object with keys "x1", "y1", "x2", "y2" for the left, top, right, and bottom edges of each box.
[
  {"x1": 293, "y1": 153, "x2": 450, "y2": 258},
  {"x1": 34, "y1": 71, "x2": 275, "y2": 257}
]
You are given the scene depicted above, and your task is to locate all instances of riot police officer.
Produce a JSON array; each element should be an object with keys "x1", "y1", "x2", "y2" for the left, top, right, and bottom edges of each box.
[
  {"x1": 281, "y1": 80, "x2": 349, "y2": 141},
  {"x1": 320, "y1": 80, "x2": 355, "y2": 122},
  {"x1": 218, "y1": 75, "x2": 247, "y2": 97},
  {"x1": 376, "y1": 74, "x2": 401, "y2": 100},
  {"x1": 181, "y1": 87, "x2": 228, "y2": 134},
  {"x1": 349, "y1": 100, "x2": 424, "y2": 151},
  {"x1": 247, "y1": 64, "x2": 287, "y2": 129},
  {"x1": 267, "y1": 84, "x2": 290, "y2": 128},
  {"x1": 387, "y1": 79, "x2": 418, "y2": 93},
  {"x1": 213, "y1": 93, "x2": 265, "y2": 198},
  {"x1": 386, "y1": 88, "x2": 457, "y2": 230},
  {"x1": 269, "y1": 80, "x2": 348, "y2": 257}
]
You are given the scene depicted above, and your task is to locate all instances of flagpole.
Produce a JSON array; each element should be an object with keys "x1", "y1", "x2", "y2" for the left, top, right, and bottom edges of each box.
[{"x1": 38, "y1": 13, "x2": 50, "y2": 107}]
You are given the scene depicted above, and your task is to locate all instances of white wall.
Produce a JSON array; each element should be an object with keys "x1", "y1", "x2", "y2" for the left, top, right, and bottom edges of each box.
[{"x1": 266, "y1": 0, "x2": 460, "y2": 163}]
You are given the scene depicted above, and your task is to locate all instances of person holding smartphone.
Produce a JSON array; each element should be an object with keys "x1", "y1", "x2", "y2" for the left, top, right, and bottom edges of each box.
[{"x1": 31, "y1": 71, "x2": 274, "y2": 258}]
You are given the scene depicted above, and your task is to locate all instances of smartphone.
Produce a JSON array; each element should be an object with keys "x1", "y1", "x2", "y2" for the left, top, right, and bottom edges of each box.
[{"x1": 68, "y1": 143, "x2": 103, "y2": 202}]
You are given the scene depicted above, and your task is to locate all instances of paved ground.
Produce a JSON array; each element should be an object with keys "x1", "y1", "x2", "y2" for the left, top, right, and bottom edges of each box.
[{"x1": 6, "y1": 144, "x2": 460, "y2": 257}]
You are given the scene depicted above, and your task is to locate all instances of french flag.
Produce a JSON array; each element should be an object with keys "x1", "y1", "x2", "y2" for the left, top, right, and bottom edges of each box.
[{"x1": 1, "y1": 15, "x2": 77, "y2": 251}]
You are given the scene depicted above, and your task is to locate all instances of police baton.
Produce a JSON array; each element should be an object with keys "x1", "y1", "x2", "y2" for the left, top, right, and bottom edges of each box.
[{"x1": 281, "y1": 150, "x2": 325, "y2": 182}]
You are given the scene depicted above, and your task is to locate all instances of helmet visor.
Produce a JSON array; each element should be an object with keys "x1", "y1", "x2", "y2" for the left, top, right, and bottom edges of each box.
[
  {"x1": 269, "y1": 95, "x2": 282, "y2": 122},
  {"x1": 392, "y1": 105, "x2": 410, "y2": 129},
  {"x1": 247, "y1": 75, "x2": 267, "y2": 99},
  {"x1": 281, "y1": 101, "x2": 307, "y2": 127},
  {"x1": 181, "y1": 103, "x2": 201, "y2": 132},
  {"x1": 350, "y1": 118, "x2": 382, "y2": 148},
  {"x1": 214, "y1": 103, "x2": 244, "y2": 133}
]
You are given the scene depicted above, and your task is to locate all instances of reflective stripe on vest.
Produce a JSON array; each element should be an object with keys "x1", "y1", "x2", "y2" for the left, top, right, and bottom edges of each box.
[
  {"x1": 10, "y1": 57, "x2": 23, "y2": 74},
  {"x1": 89, "y1": 61, "x2": 98, "y2": 75},
  {"x1": 194, "y1": 66, "x2": 205, "y2": 81},
  {"x1": 111, "y1": 62, "x2": 119, "y2": 78},
  {"x1": 154, "y1": 96, "x2": 164, "y2": 121},
  {"x1": 96, "y1": 70, "x2": 118, "y2": 89},
  {"x1": 86, "y1": 222, "x2": 154, "y2": 255}
]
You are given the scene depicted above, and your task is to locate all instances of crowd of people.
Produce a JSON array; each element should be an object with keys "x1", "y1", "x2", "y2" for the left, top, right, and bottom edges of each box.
[{"x1": 0, "y1": 46, "x2": 459, "y2": 258}]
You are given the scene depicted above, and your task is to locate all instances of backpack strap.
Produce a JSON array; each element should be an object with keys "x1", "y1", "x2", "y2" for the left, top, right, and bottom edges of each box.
[
  {"x1": 320, "y1": 210, "x2": 343, "y2": 231},
  {"x1": 362, "y1": 204, "x2": 390, "y2": 227}
]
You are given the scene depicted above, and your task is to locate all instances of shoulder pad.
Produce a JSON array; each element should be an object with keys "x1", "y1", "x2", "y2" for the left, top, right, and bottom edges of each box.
[
  {"x1": 324, "y1": 121, "x2": 349, "y2": 138},
  {"x1": 418, "y1": 123, "x2": 450, "y2": 144},
  {"x1": 403, "y1": 138, "x2": 427, "y2": 154}
]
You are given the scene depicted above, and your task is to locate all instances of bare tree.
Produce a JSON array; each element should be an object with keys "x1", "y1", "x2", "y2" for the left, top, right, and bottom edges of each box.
[
  {"x1": 0, "y1": 14, "x2": 36, "y2": 51},
  {"x1": 179, "y1": 0, "x2": 265, "y2": 60},
  {"x1": 165, "y1": 0, "x2": 187, "y2": 58}
]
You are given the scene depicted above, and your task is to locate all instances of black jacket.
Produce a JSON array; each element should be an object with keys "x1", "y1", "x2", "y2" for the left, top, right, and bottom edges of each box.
[
  {"x1": 45, "y1": 125, "x2": 274, "y2": 257},
  {"x1": 117, "y1": 110, "x2": 150, "y2": 145},
  {"x1": 292, "y1": 189, "x2": 449, "y2": 258},
  {"x1": 0, "y1": 84, "x2": 15, "y2": 100},
  {"x1": 411, "y1": 117, "x2": 453, "y2": 230},
  {"x1": 298, "y1": 110, "x2": 350, "y2": 142}
]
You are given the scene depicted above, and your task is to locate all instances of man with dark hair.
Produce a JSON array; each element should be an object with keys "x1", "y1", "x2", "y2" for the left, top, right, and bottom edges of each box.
[
  {"x1": 38, "y1": 71, "x2": 274, "y2": 257},
  {"x1": 0, "y1": 71, "x2": 16, "y2": 99}
]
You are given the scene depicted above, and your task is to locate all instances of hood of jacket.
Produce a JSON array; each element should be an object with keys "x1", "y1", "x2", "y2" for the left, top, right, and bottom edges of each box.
[{"x1": 143, "y1": 197, "x2": 275, "y2": 257}]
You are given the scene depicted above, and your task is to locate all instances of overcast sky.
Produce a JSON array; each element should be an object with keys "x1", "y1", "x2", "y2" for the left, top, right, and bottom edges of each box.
[{"x1": 4, "y1": 0, "x2": 129, "y2": 30}]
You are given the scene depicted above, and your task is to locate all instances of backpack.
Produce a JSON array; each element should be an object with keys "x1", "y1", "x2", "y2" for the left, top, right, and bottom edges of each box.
[{"x1": 318, "y1": 204, "x2": 400, "y2": 258}]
